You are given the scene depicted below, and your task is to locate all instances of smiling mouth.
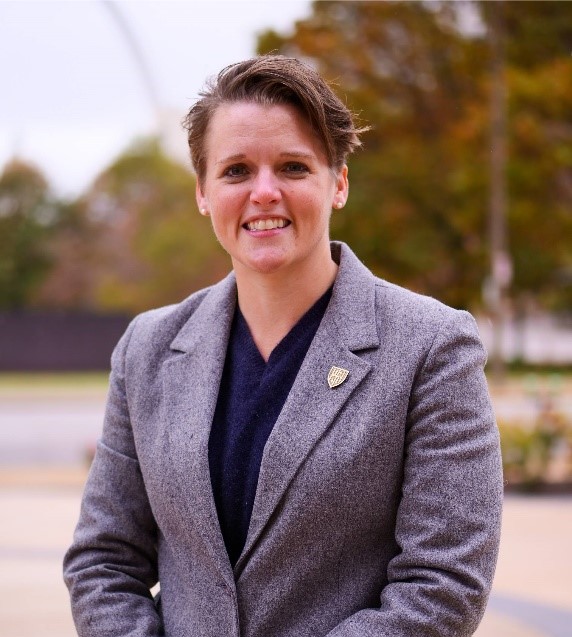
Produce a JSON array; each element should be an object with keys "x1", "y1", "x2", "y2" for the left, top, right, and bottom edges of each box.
[{"x1": 245, "y1": 218, "x2": 290, "y2": 231}]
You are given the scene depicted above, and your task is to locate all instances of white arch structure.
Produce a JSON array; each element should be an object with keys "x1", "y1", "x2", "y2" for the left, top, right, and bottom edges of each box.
[{"x1": 100, "y1": 0, "x2": 165, "y2": 143}]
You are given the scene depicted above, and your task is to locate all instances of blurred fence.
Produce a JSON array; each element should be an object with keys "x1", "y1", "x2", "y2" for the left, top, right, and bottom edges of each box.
[
  {"x1": 0, "y1": 311, "x2": 132, "y2": 371},
  {"x1": 2, "y1": 310, "x2": 572, "y2": 371}
]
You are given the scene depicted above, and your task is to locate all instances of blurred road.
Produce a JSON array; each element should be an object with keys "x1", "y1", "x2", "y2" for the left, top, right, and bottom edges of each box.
[
  {"x1": 0, "y1": 398, "x2": 104, "y2": 465},
  {"x1": 0, "y1": 385, "x2": 106, "y2": 467},
  {"x1": 1, "y1": 376, "x2": 572, "y2": 467}
]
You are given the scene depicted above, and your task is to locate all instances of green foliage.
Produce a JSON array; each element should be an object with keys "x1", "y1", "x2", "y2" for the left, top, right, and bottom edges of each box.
[
  {"x1": 3, "y1": 1, "x2": 571, "y2": 316},
  {"x1": 5, "y1": 138, "x2": 231, "y2": 315},
  {"x1": 499, "y1": 371, "x2": 572, "y2": 489},
  {"x1": 492, "y1": 0, "x2": 572, "y2": 69},
  {"x1": 506, "y1": 57, "x2": 572, "y2": 310},
  {"x1": 0, "y1": 160, "x2": 60, "y2": 309},
  {"x1": 499, "y1": 410, "x2": 572, "y2": 490},
  {"x1": 258, "y1": 0, "x2": 572, "y2": 311},
  {"x1": 81, "y1": 139, "x2": 228, "y2": 313}
]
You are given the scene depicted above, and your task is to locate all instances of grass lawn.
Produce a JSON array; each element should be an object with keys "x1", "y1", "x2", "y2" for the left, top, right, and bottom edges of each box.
[
  {"x1": 0, "y1": 372, "x2": 110, "y2": 397},
  {"x1": 1, "y1": 368, "x2": 570, "y2": 400}
]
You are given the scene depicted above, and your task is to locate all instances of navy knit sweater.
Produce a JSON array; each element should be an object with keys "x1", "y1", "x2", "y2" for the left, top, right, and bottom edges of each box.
[{"x1": 208, "y1": 287, "x2": 332, "y2": 566}]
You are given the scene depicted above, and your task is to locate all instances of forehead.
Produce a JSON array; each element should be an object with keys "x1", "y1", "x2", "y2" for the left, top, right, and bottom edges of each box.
[{"x1": 204, "y1": 101, "x2": 326, "y2": 161}]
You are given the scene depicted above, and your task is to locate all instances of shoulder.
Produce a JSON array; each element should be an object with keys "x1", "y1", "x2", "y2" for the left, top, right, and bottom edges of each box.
[
  {"x1": 375, "y1": 277, "x2": 471, "y2": 325},
  {"x1": 128, "y1": 286, "x2": 213, "y2": 346},
  {"x1": 377, "y1": 276, "x2": 481, "y2": 346},
  {"x1": 110, "y1": 278, "x2": 229, "y2": 371},
  {"x1": 336, "y1": 241, "x2": 478, "y2": 338},
  {"x1": 371, "y1": 278, "x2": 486, "y2": 377}
]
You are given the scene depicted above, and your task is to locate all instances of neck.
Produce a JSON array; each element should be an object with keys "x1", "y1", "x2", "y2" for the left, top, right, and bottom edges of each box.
[{"x1": 234, "y1": 254, "x2": 337, "y2": 361}]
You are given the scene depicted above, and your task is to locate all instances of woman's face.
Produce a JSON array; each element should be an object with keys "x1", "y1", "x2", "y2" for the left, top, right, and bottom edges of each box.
[{"x1": 196, "y1": 101, "x2": 348, "y2": 279}]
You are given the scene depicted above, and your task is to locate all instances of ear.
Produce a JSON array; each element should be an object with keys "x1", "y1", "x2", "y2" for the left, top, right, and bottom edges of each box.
[
  {"x1": 196, "y1": 181, "x2": 209, "y2": 216},
  {"x1": 332, "y1": 164, "x2": 349, "y2": 209}
]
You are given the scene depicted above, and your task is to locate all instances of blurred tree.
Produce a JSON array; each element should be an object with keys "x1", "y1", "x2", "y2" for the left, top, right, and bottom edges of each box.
[
  {"x1": 258, "y1": 0, "x2": 572, "y2": 312},
  {"x1": 0, "y1": 159, "x2": 60, "y2": 309},
  {"x1": 37, "y1": 139, "x2": 228, "y2": 314},
  {"x1": 486, "y1": 0, "x2": 572, "y2": 311},
  {"x1": 498, "y1": 0, "x2": 572, "y2": 69},
  {"x1": 32, "y1": 197, "x2": 102, "y2": 310},
  {"x1": 506, "y1": 55, "x2": 572, "y2": 312},
  {"x1": 259, "y1": 0, "x2": 490, "y2": 309}
]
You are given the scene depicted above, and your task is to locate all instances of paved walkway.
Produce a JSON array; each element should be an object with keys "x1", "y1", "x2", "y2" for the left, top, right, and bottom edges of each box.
[{"x1": 0, "y1": 470, "x2": 570, "y2": 636}]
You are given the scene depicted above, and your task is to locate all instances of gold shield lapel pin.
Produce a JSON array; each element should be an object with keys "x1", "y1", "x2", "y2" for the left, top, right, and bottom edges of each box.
[{"x1": 327, "y1": 366, "x2": 349, "y2": 389}]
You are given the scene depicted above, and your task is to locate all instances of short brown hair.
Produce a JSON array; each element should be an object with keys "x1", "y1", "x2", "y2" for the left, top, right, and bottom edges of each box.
[{"x1": 183, "y1": 55, "x2": 366, "y2": 184}]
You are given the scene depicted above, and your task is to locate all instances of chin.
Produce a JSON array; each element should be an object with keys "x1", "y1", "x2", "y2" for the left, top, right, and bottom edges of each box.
[
  {"x1": 248, "y1": 258, "x2": 288, "y2": 275},
  {"x1": 235, "y1": 250, "x2": 291, "y2": 276}
]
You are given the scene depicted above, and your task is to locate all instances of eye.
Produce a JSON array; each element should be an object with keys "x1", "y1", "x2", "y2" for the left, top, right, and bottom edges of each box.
[
  {"x1": 283, "y1": 162, "x2": 310, "y2": 176},
  {"x1": 222, "y1": 164, "x2": 249, "y2": 178}
]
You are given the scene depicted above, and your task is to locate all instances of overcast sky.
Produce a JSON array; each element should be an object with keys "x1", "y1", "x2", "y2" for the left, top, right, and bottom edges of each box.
[{"x1": 0, "y1": 0, "x2": 312, "y2": 197}]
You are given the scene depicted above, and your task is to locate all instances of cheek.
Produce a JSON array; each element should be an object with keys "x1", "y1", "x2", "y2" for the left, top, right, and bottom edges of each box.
[
  {"x1": 298, "y1": 180, "x2": 336, "y2": 217},
  {"x1": 209, "y1": 214, "x2": 230, "y2": 243},
  {"x1": 207, "y1": 193, "x2": 236, "y2": 227},
  {"x1": 211, "y1": 186, "x2": 247, "y2": 214},
  {"x1": 208, "y1": 199, "x2": 243, "y2": 243},
  {"x1": 296, "y1": 187, "x2": 328, "y2": 212},
  {"x1": 309, "y1": 194, "x2": 335, "y2": 225}
]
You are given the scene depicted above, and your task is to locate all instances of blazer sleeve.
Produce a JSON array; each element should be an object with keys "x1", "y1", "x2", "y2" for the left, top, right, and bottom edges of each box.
[
  {"x1": 326, "y1": 309, "x2": 504, "y2": 637},
  {"x1": 63, "y1": 317, "x2": 164, "y2": 637}
]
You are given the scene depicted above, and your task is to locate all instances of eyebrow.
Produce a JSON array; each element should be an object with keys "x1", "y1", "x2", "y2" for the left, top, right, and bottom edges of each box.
[
  {"x1": 215, "y1": 154, "x2": 246, "y2": 166},
  {"x1": 215, "y1": 151, "x2": 316, "y2": 166},
  {"x1": 279, "y1": 151, "x2": 315, "y2": 160}
]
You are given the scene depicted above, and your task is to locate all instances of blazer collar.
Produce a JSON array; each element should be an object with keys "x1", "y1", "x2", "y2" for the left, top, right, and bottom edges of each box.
[
  {"x1": 161, "y1": 271, "x2": 238, "y2": 589},
  {"x1": 328, "y1": 241, "x2": 380, "y2": 352},
  {"x1": 236, "y1": 242, "x2": 381, "y2": 572},
  {"x1": 169, "y1": 270, "x2": 237, "y2": 354},
  {"x1": 169, "y1": 241, "x2": 380, "y2": 355},
  {"x1": 162, "y1": 242, "x2": 381, "y2": 582}
]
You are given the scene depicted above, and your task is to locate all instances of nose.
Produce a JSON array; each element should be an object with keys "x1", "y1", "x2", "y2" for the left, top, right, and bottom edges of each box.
[{"x1": 250, "y1": 169, "x2": 281, "y2": 207}]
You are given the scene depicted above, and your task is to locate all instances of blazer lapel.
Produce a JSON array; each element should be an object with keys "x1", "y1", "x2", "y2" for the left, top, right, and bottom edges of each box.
[
  {"x1": 161, "y1": 272, "x2": 237, "y2": 587},
  {"x1": 237, "y1": 243, "x2": 380, "y2": 571}
]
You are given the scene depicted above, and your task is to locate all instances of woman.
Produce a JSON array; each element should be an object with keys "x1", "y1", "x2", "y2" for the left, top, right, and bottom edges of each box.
[{"x1": 64, "y1": 56, "x2": 503, "y2": 637}]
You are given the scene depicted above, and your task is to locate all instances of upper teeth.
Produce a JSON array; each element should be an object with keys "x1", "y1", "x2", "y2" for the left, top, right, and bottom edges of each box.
[{"x1": 246, "y1": 219, "x2": 287, "y2": 231}]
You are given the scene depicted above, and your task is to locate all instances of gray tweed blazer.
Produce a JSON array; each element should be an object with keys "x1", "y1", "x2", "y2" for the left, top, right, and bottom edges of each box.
[{"x1": 64, "y1": 241, "x2": 503, "y2": 637}]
